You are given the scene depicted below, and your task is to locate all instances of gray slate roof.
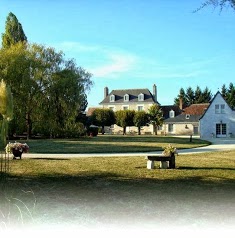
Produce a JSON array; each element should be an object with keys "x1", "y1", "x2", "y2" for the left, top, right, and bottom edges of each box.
[
  {"x1": 164, "y1": 114, "x2": 201, "y2": 123},
  {"x1": 99, "y1": 88, "x2": 157, "y2": 104}
]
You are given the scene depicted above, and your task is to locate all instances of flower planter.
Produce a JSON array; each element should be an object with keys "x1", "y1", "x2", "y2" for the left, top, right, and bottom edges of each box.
[
  {"x1": 6, "y1": 142, "x2": 29, "y2": 160},
  {"x1": 12, "y1": 149, "x2": 23, "y2": 159}
]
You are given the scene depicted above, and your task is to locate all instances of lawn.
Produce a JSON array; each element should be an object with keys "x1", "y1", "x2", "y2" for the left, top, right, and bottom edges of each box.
[
  {"x1": 0, "y1": 149, "x2": 235, "y2": 233},
  {"x1": 9, "y1": 135, "x2": 210, "y2": 154}
]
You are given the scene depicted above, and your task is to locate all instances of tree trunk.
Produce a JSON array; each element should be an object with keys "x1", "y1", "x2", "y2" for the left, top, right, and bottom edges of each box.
[
  {"x1": 123, "y1": 126, "x2": 126, "y2": 135},
  {"x1": 26, "y1": 112, "x2": 32, "y2": 140},
  {"x1": 138, "y1": 126, "x2": 141, "y2": 135},
  {"x1": 101, "y1": 125, "x2": 105, "y2": 135}
]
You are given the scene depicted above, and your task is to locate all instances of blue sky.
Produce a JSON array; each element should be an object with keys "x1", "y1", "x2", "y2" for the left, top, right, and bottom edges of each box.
[{"x1": 1, "y1": 0, "x2": 235, "y2": 108}]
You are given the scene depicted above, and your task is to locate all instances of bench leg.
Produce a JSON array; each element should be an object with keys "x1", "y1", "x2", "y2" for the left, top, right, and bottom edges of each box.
[
  {"x1": 147, "y1": 160, "x2": 155, "y2": 169},
  {"x1": 160, "y1": 161, "x2": 168, "y2": 169},
  {"x1": 169, "y1": 156, "x2": 175, "y2": 169}
]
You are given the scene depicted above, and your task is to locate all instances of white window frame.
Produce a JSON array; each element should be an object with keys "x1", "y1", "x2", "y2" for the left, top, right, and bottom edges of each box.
[
  {"x1": 124, "y1": 94, "x2": 129, "y2": 102},
  {"x1": 215, "y1": 104, "x2": 220, "y2": 114},
  {"x1": 185, "y1": 114, "x2": 190, "y2": 119},
  {"x1": 221, "y1": 104, "x2": 225, "y2": 114},
  {"x1": 168, "y1": 124, "x2": 174, "y2": 133},
  {"x1": 122, "y1": 105, "x2": 129, "y2": 110},
  {"x1": 110, "y1": 94, "x2": 115, "y2": 102},
  {"x1": 137, "y1": 105, "x2": 144, "y2": 111},
  {"x1": 169, "y1": 110, "x2": 175, "y2": 118},
  {"x1": 138, "y1": 93, "x2": 144, "y2": 101}
]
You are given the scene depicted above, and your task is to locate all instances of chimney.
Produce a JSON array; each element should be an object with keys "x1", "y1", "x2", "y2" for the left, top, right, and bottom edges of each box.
[
  {"x1": 104, "y1": 87, "x2": 109, "y2": 99},
  {"x1": 153, "y1": 84, "x2": 157, "y2": 102},
  {"x1": 179, "y1": 97, "x2": 183, "y2": 110}
]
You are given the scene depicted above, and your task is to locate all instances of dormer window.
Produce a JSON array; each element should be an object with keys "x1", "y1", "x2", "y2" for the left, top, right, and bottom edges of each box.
[
  {"x1": 124, "y1": 94, "x2": 129, "y2": 102},
  {"x1": 110, "y1": 94, "x2": 115, "y2": 102},
  {"x1": 169, "y1": 110, "x2": 175, "y2": 118},
  {"x1": 185, "y1": 114, "x2": 190, "y2": 119},
  {"x1": 138, "y1": 93, "x2": 144, "y2": 101}
]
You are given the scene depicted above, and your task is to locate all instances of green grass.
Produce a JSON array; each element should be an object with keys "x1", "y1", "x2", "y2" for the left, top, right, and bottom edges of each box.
[
  {"x1": 10, "y1": 135, "x2": 210, "y2": 153},
  {"x1": 1, "y1": 150, "x2": 235, "y2": 230}
]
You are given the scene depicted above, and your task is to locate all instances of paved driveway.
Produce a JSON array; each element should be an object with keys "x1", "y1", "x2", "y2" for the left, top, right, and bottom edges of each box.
[{"x1": 22, "y1": 137, "x2": 235, "y2": 159}]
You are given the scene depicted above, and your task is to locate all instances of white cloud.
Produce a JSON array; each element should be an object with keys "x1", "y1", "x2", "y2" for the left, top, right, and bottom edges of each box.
[{"x1": 91, "y1": 53, "x2": 138, "y2": 78}]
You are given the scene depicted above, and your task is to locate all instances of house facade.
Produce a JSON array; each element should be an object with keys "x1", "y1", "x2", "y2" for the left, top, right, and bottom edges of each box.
[
  {"x1": 163, "y1": 103, "x2": 209, "y2": 135},
  {"x1": 199, "y1": 92, "x2": 235, "y2": 138},
  {"x1": 99, "y1": 85, "x2": 159, "y2": 134}
]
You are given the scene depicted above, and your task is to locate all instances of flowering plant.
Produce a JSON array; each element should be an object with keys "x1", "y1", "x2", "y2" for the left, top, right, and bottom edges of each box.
[
  {"x1": 162, "y1": 144, "x2": 178, "y2": 156},
  {"x1": 5, "y1": 142, "x2": 29, "y2": 154}
]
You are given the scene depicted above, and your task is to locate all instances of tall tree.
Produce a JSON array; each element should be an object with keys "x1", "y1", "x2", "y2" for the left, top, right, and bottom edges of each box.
[
  {"x1": 90, "y1": 108, "x2": 115, "y2": 134},
  {"x1": 2, "y1": 12, "x2": 27, "y2": 48},
  {"x1": 115, "y1": 110, "x2": 135, "y2": 135},
  {"x1": 133, "y1": 111, "x2": 149, "y2": 135},
  {"x1": 174, "y1": 87, "x2": 187, "y2": 107},
  {"x1": 0, "y1": 42, "x2": 92, "y2": 138},
  {"x1": 148, "y1": 104, "x2": 163, "y2": 135},
  {"x1": 0, "y1": 80, "x2": 13, "y2": 147},
  {"x1": 222, "y1": 82, "x2": 235, "y2": 109},
  {"x1": 174, "y1": 86, "x2": 212, "y2": 107}
]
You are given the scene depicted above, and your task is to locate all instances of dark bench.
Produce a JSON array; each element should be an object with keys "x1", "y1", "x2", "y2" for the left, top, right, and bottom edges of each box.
[{"x1": 146, "y1": 154, "x2": 176, "y2": 169}]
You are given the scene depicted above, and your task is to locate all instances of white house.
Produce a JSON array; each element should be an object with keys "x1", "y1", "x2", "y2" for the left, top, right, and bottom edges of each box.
[{"x1": 199, "y1": 91, "x2": 235, "y2": 138}]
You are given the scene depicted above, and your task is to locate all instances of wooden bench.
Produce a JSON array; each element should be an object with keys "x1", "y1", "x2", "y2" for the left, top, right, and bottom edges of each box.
[{"x1": 146, "y1": 154, "x2": 176, "y2": 169}]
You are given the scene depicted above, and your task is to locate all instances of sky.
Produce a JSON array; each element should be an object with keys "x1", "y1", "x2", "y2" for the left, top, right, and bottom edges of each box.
[{"x1": 1, "y1": 0, "x2": 235, "y2": 108}]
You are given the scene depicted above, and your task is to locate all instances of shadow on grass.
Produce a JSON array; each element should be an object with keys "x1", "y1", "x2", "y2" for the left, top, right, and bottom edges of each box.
[{"x1": 178, "y1": 166, "x2": 235, "y2": 171}]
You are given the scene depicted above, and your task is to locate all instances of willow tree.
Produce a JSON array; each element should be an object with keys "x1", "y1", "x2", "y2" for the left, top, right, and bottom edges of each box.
[
  {"x1": 0, "y1": 42, "x2": 92, "y2": 138},
  {"x1": 2, "y1": 12, "x2": 27, "y2": 48},
  {"x1": 0, "y1": 80, "x2": 13, "y2": 147}
]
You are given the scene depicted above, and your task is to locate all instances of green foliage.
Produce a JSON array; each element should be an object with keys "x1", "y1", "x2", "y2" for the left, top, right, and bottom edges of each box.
[
  {"x1": 2, "y1": 12, "x2": 27, "y2": 48},
  {"x1": 87, "y1": 126, "x2": 99, "y2": 137},
  {"x1": 174, "y1": 86, "x2": 213, "y2": 107},
  {"x1": 0, "y1": 80, "x2": 13, "y2": 147},
  {"x1": 115, "y1": 110, "x2": 135, "y2": 135},
  {"x1": 90, "y1": 108, "x2": 115, "y2": 134},
  {"x1": 0, "y1": 42, "x2": 93, "y2": 139},
  {"x1": 148, "y1": 104, "x2": 163, "y2": 135},
  {"x1": 133, "y1": 111, "x2": 149, "y2": 135},
  {"x1": 221, "y1": 82, "x2": 235, "y2": 109}
]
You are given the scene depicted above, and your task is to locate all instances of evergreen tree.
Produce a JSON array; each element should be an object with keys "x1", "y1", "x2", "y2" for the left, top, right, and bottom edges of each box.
[{"x1": 2, "y1": 12, "x2": 27, "y2": 48}]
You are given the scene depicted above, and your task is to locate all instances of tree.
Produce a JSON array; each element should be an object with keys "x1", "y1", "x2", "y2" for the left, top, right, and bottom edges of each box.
[
  {"x1": 2, "y1": 12, "x2": 27, "y2": 48},
  {"x1": 115, "y1": 110, "x2": 135, "y2": 135},
  {"x1": 90, "y1": 108, "x2": 115, "y2": 134},
  {"x1": 174, "y1": 86, "x2": 213, "y2": 107},
  {"x1": 0, "y1": 42, "x2": 93, "y2": 138},
  {"x1": 195, "y1": 0, "x2": 235, "y2": 12},
  {"x1": 221, "y1": 83, "x2": 235, "y2": 109},
  {"x1": 148, "y1": 104, "x2": 164, "y2": 135},
  {"x1": 133, "y1": 111, "x2": 149, "y2": 135},
  {"x1": 174, "y1": 87, "x2": 187, "y2": 107},
  {"x1": 0, "y1": 80, "x2": 13, "y2": 147}
]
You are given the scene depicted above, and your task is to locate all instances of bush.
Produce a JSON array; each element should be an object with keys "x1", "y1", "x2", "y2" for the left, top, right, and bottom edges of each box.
[{"x1": 87, "y1": 126, "x2": 99, "y2": 137}]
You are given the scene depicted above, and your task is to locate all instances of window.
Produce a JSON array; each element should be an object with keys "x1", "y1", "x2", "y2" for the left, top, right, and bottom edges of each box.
[
  {"x1": 109, "y1": 107, "x2": 115, "y2": 111},
  {"x1": 137, "y1": 105, "x2": 144, "y2": 111},
  {"x1": 124, "y1": 94, "x2": 129, "y2": 102},
  {"x1": 215, "y1": 104, "x2": 226, "y2": 114},
  {"x1": 168, "y1": 124, "x2": 174, "y2": 132},
  {"x1": 185, "y1": 114, "x2": 190, "y2": 119},
  {"x1": 138, "y1": 93, "x2": 144, "y2": 101},
  {"x1": 110, "y1": 95, "x2": 115, "y2": 102},
  {"x1": 169, "y1": 110, "x2": 175, "y2": 118},
  {"x1": 221, "y1": 104, "x2": 225, "y2": 113},
  {"x1": 123, "y1": 106, "x2": 129, "y2": 110},
  {"x1": 215, "y1": 104, "x2": 220, "y2": 114}
]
